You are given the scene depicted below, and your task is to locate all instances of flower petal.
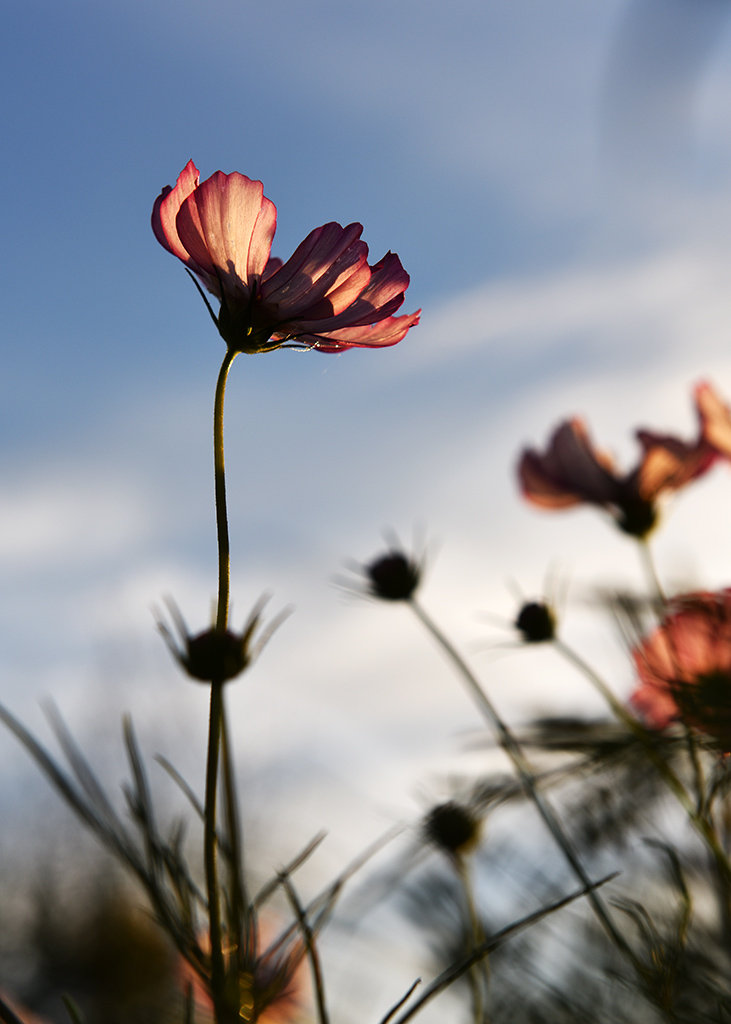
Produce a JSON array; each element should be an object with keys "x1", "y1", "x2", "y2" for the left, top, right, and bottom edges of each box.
[
  {"x1": 518, "y1": 419, "x2": 620, "y2": 509},
  {"x1": 294, "y1": 252, "x2": 410, "y2": 333},
  {"x1": 633, "y1": 431, "x2": 715, "y2": 500},
  {"x1": 291, "y1": 310, "x2": 421, "y2": 351},
  {"x1": 631, "y1": 589, "x2": 731, "y2": 742},
  {"x1": 152, "y1": 161, "x2": 220, "y2": 293},
  {"x1": 696, "y1": 380, "x2": 731, "y2": 459},
  {"x1": 260, "y1": 222, "x2": 368, "y2": 318},
  {"x1": 632, "y1": 386, "x2": 718, "y2": 499},
  {"x1": 176, "y1": 171, "x2": 275, "y2": 307},
  {"x1": 151, "y1": 159, "x2": 200, "y2": 261}
]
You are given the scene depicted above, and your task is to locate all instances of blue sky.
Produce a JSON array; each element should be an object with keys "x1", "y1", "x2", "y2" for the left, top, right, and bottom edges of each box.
[{"x1": 4, "y1": 0, "x2": 731, "y2": 935}]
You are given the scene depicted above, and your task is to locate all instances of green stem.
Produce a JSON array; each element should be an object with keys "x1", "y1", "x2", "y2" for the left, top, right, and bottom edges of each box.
[
  {"x1": 409, "y1": 599, "x2": 648, "y2": 984},
  {"x1": 205, "y1": 347, "x2": 238, "y2": 1021},
  {"x1": 215, "y1": 348, "x2": 237, "y2": 634},
  {"x1": 637, "y1": 537, "x2": 666, "y2": 611},
  {"x1": 455, "y1": 855, "x2": 489, "y2": 1024}
]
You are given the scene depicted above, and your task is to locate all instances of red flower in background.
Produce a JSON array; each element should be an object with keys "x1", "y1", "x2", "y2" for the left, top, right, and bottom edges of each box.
[
  {"x1": 696, "y1": 381, "x2": 731, "y2": 459},
  {"x1": 152, "y1": 161, "x2": 420, "y2": 354},
  {"x1": 177, "y1": 921, "x2": 309, "y2": 1024},
  {"x1": 631, "y1": 589, "x2": 731, "y2": 750},
  {"x1": 518, "y1": 392, "x2": 716, "y2": 537}
]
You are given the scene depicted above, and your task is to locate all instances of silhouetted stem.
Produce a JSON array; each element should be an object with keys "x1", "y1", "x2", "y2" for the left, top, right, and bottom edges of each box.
[
  {"x1": 281, "y1": 876, "x2": 330, "y2": 1024},
  {"x1": 390, "y1": 874, "x2": 617, "y2": 1024},
  {"x1": 221, "y1": 701, "x2": 247, "y2": 971},
  {"x1": 637, "y1": 536, "x2": 666, "y2": 610},
  {"x1": 454, "y1": 854, "x2": 489, "y2": 1024},
  {"x1": 205, "y1": 680, "x2": 226, "y2": 1017},
  {"x1": 408, "y1": 599, "x2": 648, "y2": 984}
]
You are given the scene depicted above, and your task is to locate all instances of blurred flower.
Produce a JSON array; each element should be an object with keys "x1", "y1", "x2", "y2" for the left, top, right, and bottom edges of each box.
[
  {"x1": 178, "y1": 921, "x2": 307, "y2": 1024},
  {"x1": 0, "y1": 992, "x2": 52, "y2": 1024},
  {"x1": 631, "y1": 589, "x2": 731, "y2": 750},
  {"x1": 156, "y1": 597, "x2": 287, "y2": 683},
  {"x1": 518, "y1": 393, "x2": 716, "y2": 536},
  {"x1": 514, "y1": 600, "x2": 556, "y2": 643},
  {"x1": 695, "y1": 380, "x2": 731, "y2": 459},
  {"x1": 152, "y1": 160, "x2": 420, "y2": 354},
  {"x1": 363, "y1": 548, "x2": 423, "y2": 601},
  {"x1": 423, "y1": 801, "x2": 482, "y2": 859}
]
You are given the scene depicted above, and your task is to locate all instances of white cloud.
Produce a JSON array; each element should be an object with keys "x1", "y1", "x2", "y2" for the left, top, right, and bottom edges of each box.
[{"x1": 0, "y1": 472, "x2": 150, "y2": 570}]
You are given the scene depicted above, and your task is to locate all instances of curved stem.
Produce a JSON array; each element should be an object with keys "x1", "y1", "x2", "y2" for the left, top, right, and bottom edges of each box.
[
  {"x1": 408, "y1": 599, "x2": 648, "y2": 985},
  {"x1": 214, "y1": 347, "x2": 238, "y2": 634},
  {"x1": 205, "y1": 347, "x2": 238, "y2": 1021}
]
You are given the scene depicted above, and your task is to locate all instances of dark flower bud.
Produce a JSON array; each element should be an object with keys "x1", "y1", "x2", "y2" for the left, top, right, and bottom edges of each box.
[
  {"x1": 182, "y1": 628, "x2": 251, "y2": 682},
  {"x1": 365, "y1": 552, "x2": 421, "y2": 601},
  {"x1": 424, "y1": 801, "x2": 480, "y2": 857},
  {"x1": 615, "y1": 496, "x2": 658, "y2": 538},
  {"x1": 515, "y1": 601, "x2": 556, "y2": 643},
  {"x1": 157, "y1": 596, "x2": 286, "y2": 684}
]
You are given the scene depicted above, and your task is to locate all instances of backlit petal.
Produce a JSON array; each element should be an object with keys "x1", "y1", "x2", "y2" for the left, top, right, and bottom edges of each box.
[
  {"x1": 696, "y1": 381, "x2": 731, "y2": 458},
  {"x1": 519, "y1": 420, "x2": 620, "y2": 509},
  {"x1": 176, "y1": 172, "x2": 272, "y2": 305},
  {"x1": 151, "y1": 159, "x2": 200, "y2": 261},
  {"x1": 260, "y1": 223, "x2": 368, "y2": 317},
  {"x1": 291, "y1": 310, "x2": 421, "y2": 351}
]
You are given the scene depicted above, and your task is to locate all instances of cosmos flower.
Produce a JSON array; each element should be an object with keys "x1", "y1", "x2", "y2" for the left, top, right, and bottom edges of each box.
[
  {"x1": 631, "y1": 589, "x2": 731, "y2": 750},
  {"x1": 518, "y1": 393, "x2": 716, "y2": 537},
  {"x1": 695, "y1": 380, "x2": 731, "y2": 459},
  {"x1": 152, "y1": 160, "x2": 420, "y2": 354}
]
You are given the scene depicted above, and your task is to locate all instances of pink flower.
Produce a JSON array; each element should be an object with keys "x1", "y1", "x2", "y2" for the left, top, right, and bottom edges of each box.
[
  {"x1": 177, "y1": 919, "x2": 308, "y2": 1024},
  {"x1": 518, "y1": 393, "x2": 716, "y2": 537},
  {"x1": 152, "y1": 160, "x2": 420, "y2": 354},
  {"x1": 631, "y1": 589, "x2": 731, "y2": 750},
  {"x1": 695, "y1": 380, "x2": 731, "y2": 459}
]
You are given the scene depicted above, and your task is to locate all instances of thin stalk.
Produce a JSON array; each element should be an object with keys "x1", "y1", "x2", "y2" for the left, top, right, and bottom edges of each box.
[
  {"x1": 205, "y1": 346, "x2": 238, "y2": 1022},
  {"x1": 281, "y1": 876, "x2": 330, "y2": 1024},
  {"x1": 205, "y1": 680, "x2": 226, "y2": 1016},
  {"x1": 408, "y1": 598, "x2": 648, "y2": 984},
  {"x1": 214, "y1": 348, "x2": 237, "y2": 634},
  {"x1": 455, "y1": 854, "x2": 489, "y2": 1024},
  {"x1": 637, "y1": 537, "x2": 666, "y2": 611},
  {"x1": 221, "y1": 697, "x2": 247, "y2": 971}
]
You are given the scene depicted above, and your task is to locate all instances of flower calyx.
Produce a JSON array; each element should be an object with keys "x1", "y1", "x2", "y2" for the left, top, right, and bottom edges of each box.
[
  {"x1": 156, "y1": 596, "x2": 288, "y2": 684},
  {"x1": 423, "y1": 801, "x2": 481, "y2": 858},
  {"x1": 365, "y1": 549, "x2": 423, "y2": 601},
  {"x1": 515, "y1": 600, "x2": 556, "y2": 644}
]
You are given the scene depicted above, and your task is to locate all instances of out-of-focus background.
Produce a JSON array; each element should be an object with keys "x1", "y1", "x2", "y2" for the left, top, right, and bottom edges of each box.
[{"x1": 4, "y1": 0, "x2": 731, "y2": 1017}]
